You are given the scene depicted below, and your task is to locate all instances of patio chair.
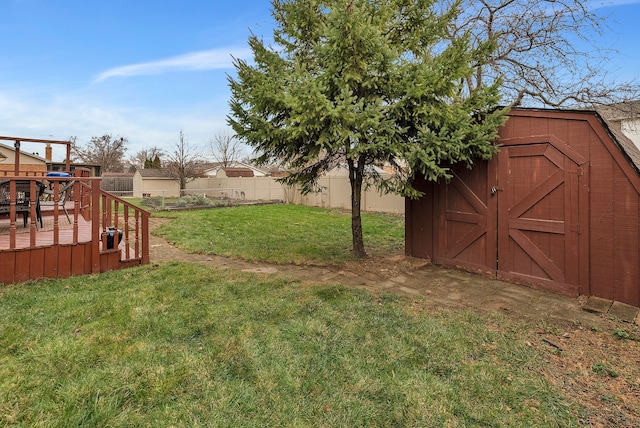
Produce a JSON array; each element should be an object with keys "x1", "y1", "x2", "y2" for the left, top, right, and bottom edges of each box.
[
  {"x1": 41, "y1": 180, "x2": 74, "y2": 224},
  {"x1": 0, "y1": 180, "x2": 45, "y2": 228}
]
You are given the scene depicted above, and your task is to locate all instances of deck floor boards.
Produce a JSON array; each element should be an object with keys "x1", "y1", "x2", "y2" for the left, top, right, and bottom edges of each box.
[
  {"x1": 0, "y1": 207, "x2": 134, "y2": 253},
  {"x1": 0, "y1": 214, "x2": 92, "y2": 250}
]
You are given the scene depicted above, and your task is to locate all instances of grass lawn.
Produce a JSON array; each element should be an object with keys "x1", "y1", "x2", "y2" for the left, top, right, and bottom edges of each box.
[
  {"x1": 6, "y1": 203, "x2": 633, "y2": 425},
  {"x1": 0, "y1": 263, "x2": 579, "y2": 426},
  {"x1": 152, "y1": 204, "x2": 405, "y2": 265}
]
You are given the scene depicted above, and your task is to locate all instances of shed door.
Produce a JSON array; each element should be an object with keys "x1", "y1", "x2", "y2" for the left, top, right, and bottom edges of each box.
[
  {"x1": 437, "y1": 138, "x2": 588, "y2": 296},
  {"x1": 496, "y1": 142, "x2": 588, "y2": 295},
  {"x1": 437, "y1": 159, "x2": 497, "y2": 274}
]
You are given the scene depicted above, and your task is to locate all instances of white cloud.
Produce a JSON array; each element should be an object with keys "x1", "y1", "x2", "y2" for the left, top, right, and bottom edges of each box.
[
  {"x1": 94, "y1": 47, "x2": 251, "y2": 82},
  {"x1": 0, "y1": 90, "x2": 232, "y2": 162},
  {"x1": 0, "y1": 43, "x2": 241, "y2": 160}
]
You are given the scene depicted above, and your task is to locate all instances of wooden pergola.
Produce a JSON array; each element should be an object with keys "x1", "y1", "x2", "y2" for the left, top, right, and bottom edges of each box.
[{"x1": 0, "y1": 135, "x2": 72, "y2": 174}]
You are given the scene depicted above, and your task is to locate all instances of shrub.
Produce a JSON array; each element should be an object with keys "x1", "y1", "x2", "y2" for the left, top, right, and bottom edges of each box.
[
  {"x1": 140, "y1": 196, "x2": 163, "y2": 209},
  {"x1": 175, "y1": 193, "x2": 214, "y2": 207}
]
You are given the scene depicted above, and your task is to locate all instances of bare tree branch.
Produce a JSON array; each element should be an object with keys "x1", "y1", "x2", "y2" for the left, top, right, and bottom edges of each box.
[
  {"x1": 164, "y1": 130, "x2": 206, "y2": 195},
  {"x1": 449, "y1": 0, "x2": 640, "y2": 108},
  {"x1": 209, "y1": 134, "x2": 245, "y2": 167},
  {"x1": 127, "y1": 147, "x2": 165, "y2": 172},
  {"x1": 71, "y1": 134, "x2": 128, "y2": 172}
]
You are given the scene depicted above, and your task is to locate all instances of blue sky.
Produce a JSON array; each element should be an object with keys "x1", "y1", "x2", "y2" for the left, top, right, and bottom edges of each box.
[{"x1": 1, "y1": 0, "x2": 639, "y2": 161}]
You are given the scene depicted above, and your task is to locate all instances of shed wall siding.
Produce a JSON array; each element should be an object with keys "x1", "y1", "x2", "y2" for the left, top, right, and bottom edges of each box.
[
  {"x1": 407, "y1": 109, "x2": 640, "y2": 307},
  {"x1": 405, "y1": 177, "x2": 435, "y2": 260},
  {"x1": 588, "y1": 124, "x2": 615, "y2": 299},
  {"x1": 612, "y1": 167, "x2": 640, "y2": 305},
  {"x1": 505, "y1": 112, "x2": 640, "y2": 306},
  {"x1": 586, "y1": 116, "x2": 640, "y2": 305}
]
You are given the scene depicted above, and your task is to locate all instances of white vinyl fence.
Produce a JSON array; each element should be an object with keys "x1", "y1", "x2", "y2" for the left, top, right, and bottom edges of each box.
[{"x1": 183, "y1": 176, "x2": 404, "y2": 214}]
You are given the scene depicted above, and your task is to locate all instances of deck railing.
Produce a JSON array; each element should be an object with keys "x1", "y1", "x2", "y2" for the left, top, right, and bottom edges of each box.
[
  {"x1": 0, "y1": 175, "x2": 150, "y2": 276},
  {"x1": 0, "y1": 178, "x2": 43, "y2": 248},
  {"x1": 0, "y1": 170, "x2": 49, "y2": 177},
  {"x1": 94, "y1": 184, "x2": 150, "y2": 265}
]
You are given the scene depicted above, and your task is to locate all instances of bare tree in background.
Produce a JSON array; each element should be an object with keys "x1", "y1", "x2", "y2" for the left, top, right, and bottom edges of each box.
[
  {"x1": 448, "y1": 0, "x2": 640, "y2": 107},
  {"x1": 71, "y1": 134, "x2": 128, "y2": 172},
  {"x1": 165, "y1": 130, "x2": 205, "y2": 195},
  {"x1": 127, "y1": 146, "x2": 165, "y2": 172},
  {"x1": 209, "y1": 134, "x2": 245, "y2": 167}
]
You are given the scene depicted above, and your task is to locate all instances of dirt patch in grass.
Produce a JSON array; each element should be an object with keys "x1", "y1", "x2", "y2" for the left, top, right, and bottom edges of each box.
[
  {"x1": 149, "y1": 216, "x2": 640, "y2": 426},
  {"x1": 532, "y1": 325, "x2": 640, "y2": 426}
]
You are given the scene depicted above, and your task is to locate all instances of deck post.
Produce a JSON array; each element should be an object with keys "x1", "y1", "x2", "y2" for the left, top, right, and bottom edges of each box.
[
  {"x1": 13, "y1": 141, "x2": 20, "y2": 175},
  {"x1": 65, "y1": 145, "x2": 71, "y2": 173},
  {"x1": 91, "y1": 180, "x2": 101, "y2": 273},
  {"x1": 141, "y1": 212, "x2": 149, "y2": 264},
  {"x1": 8, "y1": 180, "x2": 16, "y2": 249}
]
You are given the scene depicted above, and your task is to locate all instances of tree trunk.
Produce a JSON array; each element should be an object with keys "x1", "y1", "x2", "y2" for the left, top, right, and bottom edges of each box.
[
  {"x1": 180, "y1": 176, "x2": 187, "y2": 197},
  {"x1": 348, "y1": 156, "x2": 366, "y2": 258}
]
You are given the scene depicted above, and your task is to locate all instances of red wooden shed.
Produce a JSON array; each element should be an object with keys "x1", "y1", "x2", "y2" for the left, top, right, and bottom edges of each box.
[{"x1": 405, "y1": 108, "x2": 640, "y2": 307}]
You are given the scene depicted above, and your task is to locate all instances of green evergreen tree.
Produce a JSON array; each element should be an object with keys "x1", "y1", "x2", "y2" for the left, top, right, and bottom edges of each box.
[
  {"x1": 144, "y1": 158, "x2": 152, "y2": 169},
  {"x1": 152, "y1": 154, "x2": 161, "y2": 169},
  {"x1": 228, "y1": 0, "x2": 508, "y2": 257}
]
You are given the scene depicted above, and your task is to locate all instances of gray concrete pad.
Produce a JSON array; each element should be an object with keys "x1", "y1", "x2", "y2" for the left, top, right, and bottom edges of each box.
[
  {"x1": 608, "y1": 301, "x2": 640, "y2": 323},
  {"x1": 583, "y1": 296, "x2": 613, "y2": 314}
]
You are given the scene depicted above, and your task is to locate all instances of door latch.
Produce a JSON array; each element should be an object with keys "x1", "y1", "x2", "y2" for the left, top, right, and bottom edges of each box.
[{"x1": 491, "y1": 186, "x2": 503, "y2": 195}]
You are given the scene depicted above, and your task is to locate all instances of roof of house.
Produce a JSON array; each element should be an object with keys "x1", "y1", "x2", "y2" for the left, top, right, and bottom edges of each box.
[
  {"x1": 204, "y1": 161, "x2": 267, "y2": 175},
  {"x1": 102, "y1": 172, "x2": 134, "y2": 177},
  {"x1": 222, "y1": 167, "x2": 254, "y2": 177},
  {"x1": 137, "y1": 168, "x2": 173, "y2": 178},
  {"x1": 574, "y1": 105, "x2": 640, "y2": 173},
  {"x1": 596, "y1": 101, "x2": 640, "y2": 122},
  {"x1": 0, "y1": 142, "x2": 47, "y2": 162},
  {"x1": 596, "y1": 112, "x2": 640, "y2": 173}
]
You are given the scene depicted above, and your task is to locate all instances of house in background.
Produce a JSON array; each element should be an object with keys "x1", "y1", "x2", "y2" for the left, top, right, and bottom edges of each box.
[
  {"x1": 0, "y1": 142, "x2": 47, "y2": 175},
  {"x1": 216, "y1": 167, "x2": 255, "y2": 178},
  {"x1": 597, "y1": 101, "x2": 640, "y2": 150},
  {"x1": 49, "y1": 161, "x2": 102, "y2": 177},
  {"x1": 0, "y1": 142, "x2": 102, "y2": 176},
  {"x1": 133, "y1": 168, "x2": 180, "y2": 197},
  {"x1": 203, "y1": 161, "x2": 268, "y2": 178}
]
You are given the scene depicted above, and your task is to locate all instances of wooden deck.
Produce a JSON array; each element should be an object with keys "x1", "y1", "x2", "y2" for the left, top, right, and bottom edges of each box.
[
  {"x1": 0, "y1": 176, "x2": 149, "y2": 284},
  {"x1": 0, "y1": 204, "x2": 91, "y2": 250}
]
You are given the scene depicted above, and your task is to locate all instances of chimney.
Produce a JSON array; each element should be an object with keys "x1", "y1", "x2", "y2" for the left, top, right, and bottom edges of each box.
[{"x1": 45, "y1": 144, "x2": 52, "y2": 162}]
